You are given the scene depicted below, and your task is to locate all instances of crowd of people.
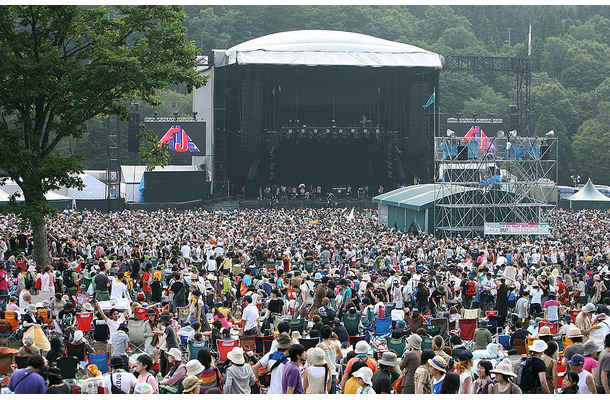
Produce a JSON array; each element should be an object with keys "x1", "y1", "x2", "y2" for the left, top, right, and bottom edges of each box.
[{"x1": 1, "y1": 206, "x2": 610, "y2": 394}]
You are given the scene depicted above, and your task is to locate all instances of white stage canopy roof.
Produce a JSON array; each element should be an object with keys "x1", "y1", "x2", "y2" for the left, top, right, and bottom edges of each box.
[{"x1": 213, "y1": 30, "x2": 444, "y2": 69}]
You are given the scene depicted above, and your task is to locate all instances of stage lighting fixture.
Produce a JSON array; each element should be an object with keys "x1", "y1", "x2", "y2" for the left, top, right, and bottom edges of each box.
[
  {"x1": 331, "y1": 119, "x2": 336, "y2": 128},
  {"x1": 446, "y1": 129, "x2": 455, "y2": 137},
  {"x1": 325, "y1": 129, "x2": 330, "y2": 134},
  {"x1": 496, "y1": 130, "x2": 505, "y2": 139},
  {"x1": 363, "y1": 129, "x2": 368, "y2": 134},
  {"x1": 509, "y1": 130, "x2": 517, "y2": 139},
  {"x1": 375, "y1": 129, "x2": 380, "y2": 135},
  {"x1": 313, "y1": 128, "x2": 318, "y2": 134},
  {"x1": 338, "y1": 128, "x2": 343, "y2": 134},
  {"x1": 546, "y1": 130, "x2": 555, "y2": 137},
  {"x1": 300, "y1": 128, "x2": 306, "y2": 134},
  {"x1": 288, "y1": 128, "x2": 293, "y2": 134},
  {"x1": 351, "y1": 128, "x2": 356, "y2": 134}
]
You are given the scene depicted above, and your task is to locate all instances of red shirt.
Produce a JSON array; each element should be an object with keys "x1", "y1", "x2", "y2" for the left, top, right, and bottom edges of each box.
[{"x1": 142, "y1": 272, "x2": 151, "y2": 292}]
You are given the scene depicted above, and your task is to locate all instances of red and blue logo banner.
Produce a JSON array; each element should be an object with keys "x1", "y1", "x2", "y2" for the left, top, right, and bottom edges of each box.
[
  {"x1": 158, "y1": 125, "x2": 200, "y2": 153},
  {"x1": 464, "y1": 126, "x2": 496, "y2": 152}
]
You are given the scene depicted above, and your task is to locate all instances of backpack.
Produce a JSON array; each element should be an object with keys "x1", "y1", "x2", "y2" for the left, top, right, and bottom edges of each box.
[
  {"x1": 464, "y1": 280, "x2": 476, "y2": 296},
  {"x1": 64, "y1": 269, "x2": 75, "y2": 288},
  {"x1": 514, "y1": 356, "x2": 535, "y2": 390}
]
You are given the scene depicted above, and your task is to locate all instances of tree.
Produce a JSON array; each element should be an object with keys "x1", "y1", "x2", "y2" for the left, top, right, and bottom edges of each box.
[
  {"x1": 571, "y1": 102, "x2": 610, "y2": 184},
  {"x1": 0, "y1": 5, "x2": 206, "y2": 267}
]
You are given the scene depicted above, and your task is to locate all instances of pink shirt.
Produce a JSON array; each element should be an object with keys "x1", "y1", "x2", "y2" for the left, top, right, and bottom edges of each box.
[
  {"x1": 583, "y1": 355, "x2": 598, "y2": 374},
  {"x1": 136, "y1": 372, "x2": 159, "y2": 394}
]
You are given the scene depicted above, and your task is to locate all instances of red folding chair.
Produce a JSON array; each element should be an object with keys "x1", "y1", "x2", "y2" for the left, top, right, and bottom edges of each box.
[
  {"x1": 216, "y1": 339, "x2": 239, "y2": 363},
  {"x1": 458, "y1": 318, "x2": 477, "y2": 346},
  {"x1": 539, "y1": 320, "x2": 558, "y2": 334},
  {"x1": 486, "y1": 311, "x2": 498, "y2": 318},
  {"x1": 134, "y1": 307, "x2": 148, "y2": 321},
  {"x1": 569, "y1": 310, "x2": 580, "y2": 322},
  {"x1": 77, "y1": 312, "x2": 94, "y2": 335}
]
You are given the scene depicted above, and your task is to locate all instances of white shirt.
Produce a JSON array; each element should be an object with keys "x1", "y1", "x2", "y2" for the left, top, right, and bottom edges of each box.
[
  {"x1": 102, "y1": 370, "x2": 137, "y2": 394},
  {"x1": 110, "y1": 279, "x2": 128, "y2": 300},
  {"x1": 259, "y1": 351, "x2": 287, "y2": 394},
  {"x1": 242, "y1": 304, "x2": 259, "y2": 331},
  {"x1": 530, "y1": 288, "x2": 543, "y2": 304},
  {"x1": 181, "y1": 245, "x2": 191, "y2": 259}
]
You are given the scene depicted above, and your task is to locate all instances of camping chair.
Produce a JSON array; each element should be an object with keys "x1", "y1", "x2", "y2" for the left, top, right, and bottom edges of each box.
[
  {"x1": 88, "y1": 352, "x2": 110, "y2": 374},
  {"x1": 57, "y1": 356, "x2": 78, "y2": 379},
  {"x1": 304, "y1": 261, "x2": 314, "y2": 273},
  {"x1": 188, "y1": 340, "x2": 207, "y2": 361},
  {"x1": 555, "y1": 336, "x2": 564, "y2": 354},
  {"x1": 299, "y1": 338, "x2": 320, "y2": 351},
  {"x1": 365, "y1": 307, "x2": 375, "y2": 329},
  {"x1": 539, "y1": 320, "x2": 558, "y2": 334},
  {"x1": 486, "y1": 316, "x2": 500, "y2": 335},
  {"x1": 423, "y1": 324, "x2": 441, "y2": 337},
  {"x1": 373, "y1": 317, "x2": 391, "y2": 338},
  {"x1": 255, "y1": 335, "x2": 273, "y2": 355},
  {"x1": 562, "y1": 335, "x2": 573, "y2": 351},
  {"x1": 134, "y1": 307, "x2": 148, "y2": 321},
  {"x1": 513, "y1": 338, "x2": 527, "y2": 355},
  {"x1": 216, "y1": 339, "x2": 239, "y2": 363},
  {"x1": 289, "y1": 318, "x2": 306, "y2": 335},
  {"x1": 458, "y1": 318, "x2": 477, "y2": 347},
  {"x1": 349, "y1": 335, "x2": 366, "y2": 348},
  {"x1": 0, "y1": 321, "x2": 11, "y2": 343},
  {"x1": 37, "y1": 308, "x2": 51, "y2": 326},
  {"x1": 2, "y1": 311, "x2": 20, "y2": 341},
  {"x1": 93, "y1": 319, "x2": 110, "y2": 343},
  {"x1": 66, "y1": 341, "x2": 87, "y2": 362},
  {"x1": 498, "y1": 334, "x2": 511, "y2": 350},
  {"x1": 15, "y1": 355, "x2": 30, "y2": 369},
  {"x1": 429, "y1": 318, "x2": 449, "y2": 340},
  {"x1": 343, "y1": 312, "x2": 360, "y2": 336},
  {"x1": 0, "y1": 349, "x2": 16, "y2": 374},
  {"x1": 262, "y1": 336, "x2": 274, "y2": 354},
  {"x1": 421, "y1": 336, "x2": 434, "y2": 350},
  {"x1": 127, "y1": 319, "x2": 147, "y2": 354},
  {"x1": 176, "y1": 307, "x2": 189, "y2": 326},
  {"x1": 463, "y1": 309, "x2": 480, "y2": 320},
  {"x1": 387, "y1": 336, "x2": 407, "y2": 356},
  {"x1": 76, "y1": 312, "x2": 94, "y2": 339},
  {"x1": 383, "y1": 303, "x2": 395, "y2": 317},
  {"x1": 557, "y1": 355, "x2": 566, "y2": 387},
  {"x1": 486, "y1": 310, "x2": 498, "y2": 318}
]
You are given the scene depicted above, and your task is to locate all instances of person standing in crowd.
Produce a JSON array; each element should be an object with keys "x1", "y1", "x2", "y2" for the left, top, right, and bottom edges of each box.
[
  {"x1": 102, "y1": 356, "x2": 138, "y2": 394},
  {"x1": 371, "y1": 352, "x2": 401, "y2": 394},
  {"x1": 427, "y1": 355, "x2": 448, "y2": 394},
  {"x1": 595, "y1": 333, "x2": 610, "y2": 394},
  {"x1": 400, "y1": 333, "x2": 422, "y2": 394},
  {"x1": 317, "y1": 324, "x2": 342, "y2": 394},
  {"x1": 520, "y1": 339, "x2": 551, "y2": 394},
  {"x1": 253, "y1": 332, "x2": 293, "y2": 394},
  {"x1": 576, "y1": 303, "x2": 603, "y2": 343},
  {"x1": 282, "y1": 343, "x2": 307, "y2": 394},
  {"x1": 568, "y1": 354, "x2": 597, "y2": 394},
  {"x1": 224, "y1": 347, "x2": 255, "y2": 394},
  {"x1": 241, "y1": 295, "x2": 259, "y2": 335},
  {"x1": 302, "y1": 347, "x2": 332, "y2": 394}
]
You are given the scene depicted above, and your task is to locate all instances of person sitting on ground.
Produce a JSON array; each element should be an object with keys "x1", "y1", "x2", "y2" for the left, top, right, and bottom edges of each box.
[
  {"x1": 81, "y1": 364, "x2": 105, "y2": 394},
  {"x1": 473, "y1": 320, "x2": 493, "y2": 350},
  {"x1": 159, "y1": 348, "x2": 187, "y2": 388},
  {"x1": 181, "y1": 375, "x2": 201, "y2": 394},
  {"x1": 18, "y1": 334, "x2": 40, "y2": 357}
]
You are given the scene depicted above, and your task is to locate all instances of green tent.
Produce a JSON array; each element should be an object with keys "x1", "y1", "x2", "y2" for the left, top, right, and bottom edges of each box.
[{"x1": 568, "y1": 179, "x2": 610, "y2": 210}]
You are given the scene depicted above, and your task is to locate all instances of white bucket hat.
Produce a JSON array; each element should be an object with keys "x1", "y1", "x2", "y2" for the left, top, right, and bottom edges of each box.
[
  {"x1": 352, "y1": 366, "x2": 373, "y2": 386},
  {"x1": 529, "y1": 339, "x2": 548, "y2": 353},
  {"x1": 227, "y1": 347, "x2": 245, "y2": 365}
]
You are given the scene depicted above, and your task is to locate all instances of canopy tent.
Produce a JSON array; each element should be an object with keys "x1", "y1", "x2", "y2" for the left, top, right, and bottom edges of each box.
[
  {"x1": 62, "y1": 174, "x2": 106, "y2": 200},
  {"x1": 567, "y1": 179, "x2": 610, "y2": 210},
  {"x1": 0, "y1": 188, "x2": 73, "y2": 210},
  {"x1": 213, "y1": 30, "x2": 444, "y2": 69}
]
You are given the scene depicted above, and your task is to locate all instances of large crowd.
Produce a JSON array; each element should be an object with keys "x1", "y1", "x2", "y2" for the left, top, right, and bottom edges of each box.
[{"x1": 0, "y1": 206, "x2": 610, "y2": 394}]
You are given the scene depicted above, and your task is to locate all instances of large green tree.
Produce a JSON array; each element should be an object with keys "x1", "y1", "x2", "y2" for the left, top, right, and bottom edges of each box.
[{"x1": 0, "y1": 5, "x2": 206, "y2": 267}]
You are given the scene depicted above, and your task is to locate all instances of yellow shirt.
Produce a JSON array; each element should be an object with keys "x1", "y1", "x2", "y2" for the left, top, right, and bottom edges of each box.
[{"x1": 344, "y1": 377, "x2": 360, "y2": 394}]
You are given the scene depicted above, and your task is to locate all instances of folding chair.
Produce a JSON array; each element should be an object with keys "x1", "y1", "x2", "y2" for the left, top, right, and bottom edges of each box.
[
  {"x1": 463, "y1": 309, "x2": 480, "y2": 320},
  {"x1": 299, "y1": 338, "x2": 319, "y2": 351},
  {"x1": 127, "y1": 319, "x2": 147, "y2": 354},
  {"x1": 562, "y1": 335, "x2": 573, "y2": 351},
  {"x1": 66, "y1": 341, "x2": 87, "y2": 362},
  {"x1": 539, "y1": 320, "x2": 558, "y2": 334},
  {"x1": 134, "y1": 307, "x2": 148, "y2": 321},
  {"x1": 498, "y1": 334, "x2": 511, "y2": 350},
  {"x1": 57, "y1": 356, "x2": 78, "y2": 379},
  {"x1": 342, "y1": 312, "x2": 360, "y2": 336},
  {"x1": 0, "y1": 321, "x2": 11, "y2": 343},
  {"x1": 387, "y1": 336, "x2": 406, "y2": 356},
  {"x1": 373, "y1": 317, "x2": 391, "y2": 338},
  {"x1": 177, "y1": 307, "x2": 189, "y2": 326},
  {"x1": 421, "y1": 336, "x2": 434, "y2": 350},
  {"x1": 349, "y1": 335, "x2": 366, "y2": 348},
  {"x1": 365, "y1": 308, "x2": 375, "y2": 329},
  {"x1": 569, "y1": 310, "x2": 580, "y2": 322},
  {"x1": 458, "y1": 318, "x2": 477, "y2": 347},
  {"x1": 429, "y1": 318, "x2": 449, "y2": 340},
  {"x1": 93, "y1": 319, "x2": 110, "y2": 343},
  {"x1": 3, "y1": 311, "x2": 20, "y2": 341},
  {"x1": 289, "y1": 318, "x2": 306, "y2": 334},
  {"x1": 76, "y1": 312, "x2": 94, "y2": 340},
  {"x1": 0, "y1": 349, "x2": 16, "y2": 374},
  {"x1": 486, "y1": 316, "x2": 500, "y2": 335},
  {"x1": 383, "y1": 303, "x2": 395, "y2": 316},
  {"x1": 486, "y1": 310, "x2": 498, "y2": 318},
  {"x1": 188, "y1": 340, "x2": 207, "y2": 361},
  {"x1": 216, "y1": 339, "x2": 239, "y2": 363},
  {"x1": 262, "y1": 336, "x2": 274, "y2": 354},
  {"x1": 555, "y1": 336, "x2": 564, "y2": 353},
  {"x1": 423, "y1": 324, "x2": 441, "y2": 337},
  {"x1": 37, "y1": 308, "x2": 51, "y2": 326},
  {"x1": 88, "y1": 352, "x2": 110, "y2": 374},
  {"x1": 15, "y1": 355, "x2": 30, "y2": 369},
  {"x1": 513, "y1": 338, "x2": 527, "y2": 355},
  {"x1": 255, "y1": 335, "x2": 273, "y2": 355}
]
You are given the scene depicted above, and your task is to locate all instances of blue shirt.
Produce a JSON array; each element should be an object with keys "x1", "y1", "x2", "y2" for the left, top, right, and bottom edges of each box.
[{"x1": 432, "y1": 376, "x2": 445, "y2": 394}]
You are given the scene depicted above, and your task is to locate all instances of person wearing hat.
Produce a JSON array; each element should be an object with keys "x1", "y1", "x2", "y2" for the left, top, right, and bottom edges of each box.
[
  {"x1": 303, "y1": 347, "x2": 332, "y2": 394},
  {"x1": 18, "y1": 334, "x2": 40, "y2": 357},
  {"x1": 473, "y1": 320, "x2": 493, "y2": 350},
  {"x1": 400, "y1": 333, "x2": 422, "y2": 394},
  {"x1": 576, "y1": 302, "x2": 603, "y2": 343},
  {"x1": 489, "y1": 361, "x2": 522, "y2": 394},
  {"x1": 316, "y1": 324, "x2": 342, "y2": 394},
  {"x1": 252, "y1": 332, "x2": 293, "y2": 394},
  {"x1": 568, "y1": 353, "x2": 597, "y2": 394},
  {"x1": 22, "y1": 301, "x2": 39, "y2": 329},
  {"x1": 371, "y1": 351, "x2": 401, "y2": 394},
  {"x1": 102, "y1": 356, "x2": 137, "y2": 394},
  {"x1": 82, "y1": 363, "x2": 105, "y2": 394},
  {"x1": 159, "y1": 347, "x2": 187, "y2": 388},
  {"x1": 134, "y1": 382, "x2": 154, "y2": 394},
  {"x1": 143, "y1": 308, "x2": 162, "y2": 355},
  {"x1": 538, "y1": 325, "x2": 553, "y2": 342},
  {"x1": 559, "y1": 314, "x2": 576, "y2": 336},
  {"x1": 156, "y1": 313, "x2": 180, "y2": 377},
  {"x1": 135, "y1": 353, "x2": 159, "y2": 394},
  {"x1": 454, "y1": 349, "x2": 474, "y2": 394},
  {"x1": 46, "y1": 366, "x2": 72, "y2": 394},
  {"x1": 530, "y1": 282, "x2": 544, "y2": 317},
  {"x1": 583, "y1": 339, "x2": 599, "y2": 374},
  {"x1": 520, "y1": 339, "x2": 551, "y2": 394},
  {"x1": 563, "y1": 327, "x2": 585, "y2": 368},
  {"x1": 339, "y1": 340, "x2": 378, "y2": 393},
  {"x1": 181, "y1": 375, "x2": 201, "y2": 394},
  {"x1": 224, "y1": 347, "x2": 256, "y2": 394},
  {"x1": 353, "y1": 366, "x2": 376, "y2": 394},
  {"x1": 426, "y1": 355, "x2": 448, "y2": 394}
]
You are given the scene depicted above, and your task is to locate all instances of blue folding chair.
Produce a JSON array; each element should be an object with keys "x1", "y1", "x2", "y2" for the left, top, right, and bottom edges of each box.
[
  {"x1": 374, "y1": 317, "x2": 391, "y2": 337},
  {"x1": 498, "y1": 334, "x2": 511, "y2": 350},
  {"x1": 88, "y1": 352, "x2": 110, "y2": 374}
]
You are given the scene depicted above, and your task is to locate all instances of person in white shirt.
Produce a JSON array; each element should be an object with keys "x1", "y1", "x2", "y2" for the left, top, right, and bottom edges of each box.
[
  {"x1": 180, "y1": 243, "x2": 191, "y2": 259},
  {"x1": 529, "y1": 283, "x2": 544, "y2": 315},
  {"x1": 241, "y1": 295, "x2": 259, "y2": 335},
  {"x1": 110, "y1": 272, "x2": 130, "y2": 300},
  {"x1": 103, "y1": 356, "x2": 138, "y2": 394}
]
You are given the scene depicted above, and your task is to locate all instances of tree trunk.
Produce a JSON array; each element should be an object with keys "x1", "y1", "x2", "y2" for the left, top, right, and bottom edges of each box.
[{"x1": 32, "y1": 221, "x2": 50, "y2": 268}]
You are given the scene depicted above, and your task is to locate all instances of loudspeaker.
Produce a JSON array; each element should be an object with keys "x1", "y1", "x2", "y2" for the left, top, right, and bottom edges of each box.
[
  {"x1": 128, "y1": 112, "x2": 140, "y2": 153},
  {"x1": 247, "y1": 159, "x2": 260, "y2": 181},
  {"x1": 457, "y1": 145, "x2": 468, "y2": 160},
  {"x1": 509, "y1": 113, "x2": 519, "y2": 132}
]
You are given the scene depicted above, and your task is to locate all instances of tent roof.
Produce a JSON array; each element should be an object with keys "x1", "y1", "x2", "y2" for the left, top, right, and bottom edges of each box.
[
  {"x1": 213, "y1": 30, "x2": 444, "y2": 68},
  {"x1": 373, "y1": 184, "x2": 476, "y2": 211},
  {"x1": 568, "y1": 179, "x2": 610, "y2": 202}
]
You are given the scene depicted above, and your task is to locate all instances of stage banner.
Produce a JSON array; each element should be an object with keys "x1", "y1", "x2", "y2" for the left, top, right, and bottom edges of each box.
[{"x1": 484, "y1": 222, "x2": 550, "y2": 236}]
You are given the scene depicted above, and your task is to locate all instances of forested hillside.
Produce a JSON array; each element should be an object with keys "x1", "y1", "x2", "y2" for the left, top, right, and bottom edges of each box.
[{"x1": 74, "y1": 5, "x2": 610, "y2": 185}]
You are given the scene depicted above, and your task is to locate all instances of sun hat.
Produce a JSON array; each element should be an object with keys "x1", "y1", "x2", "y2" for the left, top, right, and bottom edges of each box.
[
  {"x1": 490, "y1": 362, "x2": 517, "y2": 377},
  {"x1": 352, "y1": 366, "x2": 374, "y2": 386},
  {"x1": 582, "y1": 303, "x2": 596, "y2": 313},
  {"x1": 73, "y1": 330, "x2": 84, "y2": 342},
  {"x1": 307, "y1": 347, "x2": 327, "y2": 366},
  {"x1": 529, "y1": 339, "x2": 548, "y2": 353},
  {"x1": 583, "y1": 340, "x2": 600, "y2": 356},
  {"x1": 539, "y1": 326, "x2": 552, "y2": 336},
  {"x1": 159, "y1": 314, "x2": 172, "y2": 324},
  {"x1": 568, "y1": 353, "x2": 585, "y2": 366},
  {"x1": 407, "y1": 333, "x2": 422, "y2": 350},
  {"x1": 27, "y1": 304, "x2": 36, "y2": 313},
  {"x1": 185, "y1": 359, "x2": 205, "y2": 376},
  {"x1": 110, "y1": 356, "x2": 125, "y2": 368},
  {"x1": 354, "y1": 340, "x2": 371, "y2": 354},
  {"x1": 181, "y1": 375, "x2": 200, "y2": 393},
  {"x1": 134, "y1": 382, "x2": 153, "y2": 394},
  {"x1": 167, "y1": 347, "x2": 183, "y2": 361},
  {"x1": 227, "y1": 347, "x2": 246, "y2": 364},
  {"x1": 276, "y1": 332, "x2": 294, "y2": 350},
  {"x1": 396, "y1": 320, "x2": 408, "y2": 331},
  {"x1": 378, "y1": 351, "x2": 401, "y2": 367},
  {"x1": 428, "y1": 355, "x2": 448, "y2": 372},
  {"x1": 82, "y1": 302, "x2": 93, "y2": 312},
  {"x1": 567, "y1": 327, "x2": 584, "y2": 339},
  {"x1": 291, "y1": 331, "x2": 302, "y2": 340},
  {"x1": 479, "y1": 320, "x2": 489, "y2": 328},
  {"x1": 314, "y1": 273, "x2": 322, "y2": 281}
]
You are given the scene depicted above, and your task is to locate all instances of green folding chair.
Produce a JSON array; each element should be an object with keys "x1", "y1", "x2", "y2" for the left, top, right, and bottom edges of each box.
[
  {"x1": 342, "y1": 312, "x2": 361, "y2": 336},
  {"x1": 387, "y1": 336, "x2": 406, "y2": 356},
  {"x1": 290, "y1": 318, "x2": 306, "y2": 334},
  {"x1": 424, "y1": 324, "x2": 441, "y2": 336},
  {"x1": 421, "y1": 336, "x2": 434, "y2": 350}
]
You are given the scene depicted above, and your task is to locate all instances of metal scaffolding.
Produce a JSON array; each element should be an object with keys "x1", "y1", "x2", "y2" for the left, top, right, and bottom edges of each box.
[
  {"x1": 106, "y1": 116, "x2": 121, "y2": 200},
  {"x1": 433, "y1": 134, "x2": 558, "y2": 237}
]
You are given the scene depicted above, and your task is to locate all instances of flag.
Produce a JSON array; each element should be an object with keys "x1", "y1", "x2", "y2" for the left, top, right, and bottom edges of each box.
[
  {"x1": 527, "y1": 24, "x2": 532, "y2": 57},
  {"x1": 347, "y1": 207, "x2": 354, "y2": 221},
  {"x1": 423, "y1": 88, "x2": 435, "y2": 108}
]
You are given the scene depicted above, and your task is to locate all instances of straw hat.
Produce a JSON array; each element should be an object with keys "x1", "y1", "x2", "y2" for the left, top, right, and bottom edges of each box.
[
  {"x1": 182, "y1": 375, "x2": 200, "y2": 393},
  {"x1": 307, "y1": 348, "x2": 327, "y2": 366},
  {"x1": 227, "y1": 347, "x2": 246, "y2": 365},
  {"x1": 529, "y1": 339, "x2": 548, "y2": 353},
  {"x1": 378, "y1": 351, "x2": 401, "y2": 367},
  {"x1": 354, "y1": 340, "x2": 371, "y2": 354},
  {"x1": 567, "y1": 327, "x2": 584, "y2": 339},
  {"x1": 352, "y1": 367, "x2": 373, "y2": 386},
  {"x1": 291, "y1": 331, "x2": 302, "y2": 340},
  {"x1": 428, "y1": 355, "x2": 448, "y2": 372},
  {"x1": 82, "y1": 302, "x2": 93, "y2": 312},
  {"x1": 186, "y1": 359, "x2": 205, "y2": 376},
  {"x1": 539, "y1": 326, "x2": 552, "y2": 336},
  {"x1": 490, "y1": 362, "x2": 517, "y2": 377},
  {"x1": 167, "y1": 347, "x2": 183, "y2": 361},
  {"x1": 407, "y1": 334, "x2": 422, "y2": 350}
]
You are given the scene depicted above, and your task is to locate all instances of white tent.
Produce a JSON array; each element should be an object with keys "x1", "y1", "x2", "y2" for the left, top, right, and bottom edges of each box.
[
  {"x1": 66, "y1": 174, "x2": 106, "y2": 199},
  {"x1": 213, "y1": 30, "x2": 444, "y2": 69},
  {"x1": 0, "y1": 187, "x2": 73, "y2": 209}
]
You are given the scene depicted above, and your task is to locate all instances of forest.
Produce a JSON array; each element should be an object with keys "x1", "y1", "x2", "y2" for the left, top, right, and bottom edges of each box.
[{"x1": 64, "y1": 5, "x2": 610, "y2": 186}]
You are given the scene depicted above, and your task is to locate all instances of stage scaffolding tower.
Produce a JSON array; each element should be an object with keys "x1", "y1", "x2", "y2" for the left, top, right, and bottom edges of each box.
[{"x1": 433, "y1": 130, "x2": 558, "y2": 237}]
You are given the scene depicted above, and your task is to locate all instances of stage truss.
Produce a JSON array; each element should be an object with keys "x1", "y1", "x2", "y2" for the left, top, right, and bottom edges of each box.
[{"x1": 433, "y1": 135, "x2": 558, "y2": 237}]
